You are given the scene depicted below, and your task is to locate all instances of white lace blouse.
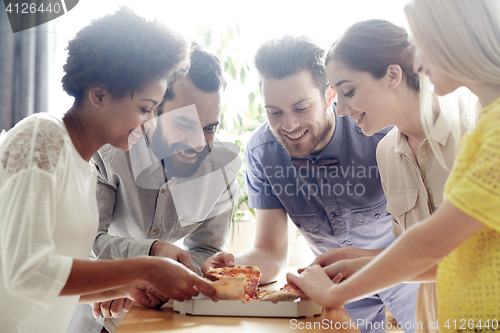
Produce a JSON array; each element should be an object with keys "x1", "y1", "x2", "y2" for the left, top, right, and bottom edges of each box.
[{"x1": 0, "y1": 114, "x2": 98, "y2": 333}]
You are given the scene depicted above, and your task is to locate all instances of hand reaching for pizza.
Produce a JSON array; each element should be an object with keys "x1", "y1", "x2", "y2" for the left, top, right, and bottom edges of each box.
[
  {"x1": 322, "y1": 257, "x2": 373, "y2": 281},
  {"x1": 150, "y1": 241, "x2": 195, "y2": 272},
  {"x1": 91, "y1": 282, "x2": 168, "y2": 318},
  {"x1": 286, "y1": 265, "x2": 344, "y2": 309},
  {"x1": 201, "y1": 251, "x2": 235, "y2": 280}
]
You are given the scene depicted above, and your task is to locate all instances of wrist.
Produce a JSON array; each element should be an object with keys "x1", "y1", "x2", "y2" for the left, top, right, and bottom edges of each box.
[{"x1": 149, "y1": 241, "x2": 158, "y2": 256}]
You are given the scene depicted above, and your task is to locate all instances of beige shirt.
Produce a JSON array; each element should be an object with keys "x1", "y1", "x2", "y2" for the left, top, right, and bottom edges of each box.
[{"x1": 376, "y1": 114, "x2": 458, "y2": 333}]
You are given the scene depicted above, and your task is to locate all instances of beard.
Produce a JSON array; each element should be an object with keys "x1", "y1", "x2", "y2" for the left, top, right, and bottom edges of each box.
[
  {"x1": 272, "y1": 112, "x2": 334, "y2": 157},
  {"x1": 150, "y1": 126, "x2": 209, "y2": 179}
]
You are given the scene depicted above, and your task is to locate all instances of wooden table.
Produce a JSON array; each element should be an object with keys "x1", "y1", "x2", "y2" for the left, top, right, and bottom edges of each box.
[{"x1": 115, "y1": 301, "x2": 359, "y2": 333}]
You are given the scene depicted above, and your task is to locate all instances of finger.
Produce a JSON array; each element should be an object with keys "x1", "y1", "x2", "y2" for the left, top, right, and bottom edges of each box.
[
  {"x1": 100, "y1": 300, "x2": 113, "y2": 318},
  {"x1": 308, "y1": 254, "x2": 327, "y2": 268},
  {"x1": 195, "y1": 279, "x2": 216, "y2": 299},
  {"x1": 123, "y1": 298, "x2": 134, "y2": 312},
  {"x1": 285, "y1": 276, "x2": 309, "y2": 300},
  {"x1": 145, "y1": 290, "x2": 165, "y2": 308},
  {"x1": 179, "y1": 252, "x2": 195, "y2": 272},
  {"x1": 146, "y1": 285, "x2": 170, "y2": 303},
  {"x1": 223, "y1": 252, "x2": 235, "y2": 266},
  {"x1": 92, "y1": 302, "x2": 102, "y2": 318},
  {"x1": 110, "y1": 298, "x2": 126, "y2": 318},
  {"x1": 332, "y1": 273, "x2": 343, "y2": 284}
]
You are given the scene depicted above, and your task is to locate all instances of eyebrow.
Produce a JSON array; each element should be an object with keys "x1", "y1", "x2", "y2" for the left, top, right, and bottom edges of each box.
[
  {"x1": 264, "y1": 98, "x2": 312, "y2": 109},
  {"x1": 175, "y1": 116, "x2": 199, "y2": 125},
  {"x1": 334, "y1": 80, "x2": 352, "y2": 87},
  {"x1": 141, "y1": 98, "x2": 160, "y2": 106},
  {"x1": 204, "y1": 121, "x2": 220, "y2": 128}
]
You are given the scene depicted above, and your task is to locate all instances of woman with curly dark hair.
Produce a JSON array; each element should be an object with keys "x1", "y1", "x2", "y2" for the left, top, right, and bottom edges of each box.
[{"x1": 0, "y1": 7, "x2": 214, "y2": 333}]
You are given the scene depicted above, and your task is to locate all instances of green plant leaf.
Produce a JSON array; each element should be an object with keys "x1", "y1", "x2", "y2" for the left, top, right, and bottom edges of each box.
[{"x1": 240, "y1": 68, "x2": 246, "y2": 85}]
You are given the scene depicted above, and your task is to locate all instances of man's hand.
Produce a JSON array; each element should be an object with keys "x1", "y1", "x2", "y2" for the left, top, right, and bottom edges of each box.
[
  {"x1": 298, "y1": 247, "x2": 382, "y2": 273},
  {"x1": 323, "y1": 257, "x2": 373, "y2": 281},
  {"x1": 92, "y1": 298, "x2": 133, "y2": 319},
  {"x1": 150, "y1": 241, "x2": 195, "y2": 272},
  {"x1": 92, "y1": 282, "x2": 167, "y2": 318},
  {"x1": 201, "y1": 251, "x2": 235, "y2": 280}
]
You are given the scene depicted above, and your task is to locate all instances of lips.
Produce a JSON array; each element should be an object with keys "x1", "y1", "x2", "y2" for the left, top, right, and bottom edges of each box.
[
  {"x1": 352, "y1": 113, "x2": 365, "y2": 124},
  {"x1": 128, "y1": 130, "x2": 143, "y2": 145},
  {"x1": 176, "y1": 148, "x2": 199, "y2": 163},
  {"x1": 284, "y1": 129, "x2": 308, "y2": 140}
]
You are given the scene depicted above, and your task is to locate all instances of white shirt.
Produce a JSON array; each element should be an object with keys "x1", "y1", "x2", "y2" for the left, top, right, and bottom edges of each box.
[{"x1": 0, "y1": 114, "x2": 98, "y2": 333}]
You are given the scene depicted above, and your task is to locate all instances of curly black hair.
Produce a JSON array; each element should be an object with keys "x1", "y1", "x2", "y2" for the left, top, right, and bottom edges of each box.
[{"x1": 62, "y1": 7, "x2": 189, "y2": 101}]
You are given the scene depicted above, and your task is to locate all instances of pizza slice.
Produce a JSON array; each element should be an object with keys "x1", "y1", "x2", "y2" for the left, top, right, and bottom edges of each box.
[
  {"x1": 260, "y1": 290, "x2": 300, "y2": 302},
  {"x1": 210, "y1": 277, "x2": 246, "y2": 300},
  {"x1": 205, "y1": 266, "x2": 262, "y2": 300}
]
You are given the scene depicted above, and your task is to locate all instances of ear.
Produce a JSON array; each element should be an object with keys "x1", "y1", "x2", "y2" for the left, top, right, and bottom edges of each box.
[
  {"x1": 87, "y1": 86, "x2": 108, "y2": 108},
  {"x1": 386, "y1": 64, "x2": 403, "y2": 90},
  {"x1": 325, "y1": 84, "x2": 337, "y2": 108}
]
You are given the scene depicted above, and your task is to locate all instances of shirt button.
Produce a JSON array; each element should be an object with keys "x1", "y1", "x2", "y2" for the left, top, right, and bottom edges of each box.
[
  {"x1": 161, "y1": 188, "x2": 165, "y2": 193},
  {"x1": 421, "y1": 151, "x2": 427, "y2": 157},
  {"x1": 387, "y1": 297, "x2": 393, "y2": 302},
  {"x1": 375, "y1": 214, "x2": 380, "y2": 219},
  {"x1": 153, "y1": 229, "x2": 159, "y2": 235},
  {"x1": 330, "y1": 213, "x2": 336, "y2": 219},
  {"x1": 343, "y1": 240, "x2": 349, "y2": 245}
]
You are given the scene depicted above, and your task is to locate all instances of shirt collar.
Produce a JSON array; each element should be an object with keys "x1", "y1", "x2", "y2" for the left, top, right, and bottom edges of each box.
[{"x1": 394, "y1": 111, "x2": 452, "y2": 155}]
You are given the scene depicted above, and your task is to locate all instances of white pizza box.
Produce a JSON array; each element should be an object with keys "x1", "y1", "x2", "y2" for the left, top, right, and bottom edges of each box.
[{"x1": 173, "y1": 295, "x2": 322, "y2": 318}]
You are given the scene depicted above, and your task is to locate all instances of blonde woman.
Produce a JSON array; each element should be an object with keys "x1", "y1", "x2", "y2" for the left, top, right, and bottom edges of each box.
[{"x1": 288, "y1": 1, "x2": 500, "y2": 331}]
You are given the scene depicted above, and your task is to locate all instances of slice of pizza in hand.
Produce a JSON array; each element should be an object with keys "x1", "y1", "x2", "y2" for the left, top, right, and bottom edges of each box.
[
  {"x1": 259, "y1": 283, "x2": 300, "y2": 303},
  {"x1": 205, "y1": 266, "x2": 262, "y2": 299},
  {"x1": 211, "y1": 277, "x2": 246, "y2": 300},
  {"x1": 260, "y1": 290, "x2": 300, "y2": 303}
]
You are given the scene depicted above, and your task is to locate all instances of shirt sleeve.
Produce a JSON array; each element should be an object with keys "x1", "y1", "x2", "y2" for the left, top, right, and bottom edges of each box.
[
  {"x1": 183, "y1": 162, "x2": 239, "y2": 275},
  {"x1": 445, "y1": 126, "x2": 500, "y2": 232},
  {"x1": 91, "y1": 151, "x2": 155, "y2": 260},
  {"x1": 0, "y1": 119, "x2": 72, "y2": 309},
  {"x1": 245, "y1": 143, "x2": 284, "y2": 210}
]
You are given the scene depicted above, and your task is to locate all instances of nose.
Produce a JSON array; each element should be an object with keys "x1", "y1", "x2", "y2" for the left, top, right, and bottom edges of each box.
[
  {"x1": 142, "y1": 116, "x2": 157, "y2": 132},
  {"x1": 187, "y1": 126, "x2": 206, "y2": 153},
  {"x1": 282, "y1": 113, "x2": 300, "y2": 132}
]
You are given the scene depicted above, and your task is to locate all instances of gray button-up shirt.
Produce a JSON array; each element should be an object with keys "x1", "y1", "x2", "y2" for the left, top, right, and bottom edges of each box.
[{"x1": 91, "y1": 139, "x2": 241, "y2": 274}]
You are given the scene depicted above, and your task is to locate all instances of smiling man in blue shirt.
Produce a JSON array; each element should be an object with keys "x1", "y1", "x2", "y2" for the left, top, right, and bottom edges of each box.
[{"x1": 234, "y1": 36, "x2": 419, "y2": 333}]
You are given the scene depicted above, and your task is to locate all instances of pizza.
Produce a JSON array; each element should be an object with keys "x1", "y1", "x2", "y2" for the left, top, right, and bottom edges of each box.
[
  {"x1": 206, "y1": 266, "x2": 261, "y2": 299},
  {"x1": 205, "y1": 266, "x2": 299, "y2": 303},
  {"x1": 210, "y1": 277, "x2": 246, "y2": 300}
]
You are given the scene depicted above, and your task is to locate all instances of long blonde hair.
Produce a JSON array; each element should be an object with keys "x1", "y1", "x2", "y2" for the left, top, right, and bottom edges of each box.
[{"x1": 404, "y1": 0, "x2": 500, "y2": 168}]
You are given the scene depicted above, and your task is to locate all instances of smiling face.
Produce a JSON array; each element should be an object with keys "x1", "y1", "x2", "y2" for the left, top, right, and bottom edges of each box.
[
  {"x1": 102, "y1": 79, "x2": 167, "y2": 151},
  {"x1": 152, "y1": 78, "x2": 222, "y2": 178},
  {"x1": 262, "y1": 70, "x2": 336, "y2": 157},
  {"x1": 413, "y1": 49, "x2": 463, "y2": 96},
  {"x1": 326, "y1": 60, "x2": 399, "y2": 136}
]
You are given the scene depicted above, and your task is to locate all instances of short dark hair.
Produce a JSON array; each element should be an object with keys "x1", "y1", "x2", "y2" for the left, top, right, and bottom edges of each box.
[
  {"x1": 254, "y1": 35, "x2": 328, "y2": 97},
  {"x1": 62, "y1": 7, "x2": 188, "y2": 101},
  {"x1": 163, "y1": 42, "x2": 226, "y2": 102},
  {"x1": 326, "y1": 19, "x2": 419, "y2": 92}
]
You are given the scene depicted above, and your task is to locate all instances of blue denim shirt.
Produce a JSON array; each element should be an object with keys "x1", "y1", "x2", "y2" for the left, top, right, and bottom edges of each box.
[{"x1": 246, "y1": 112, "x2": 419, "y2": 333}]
